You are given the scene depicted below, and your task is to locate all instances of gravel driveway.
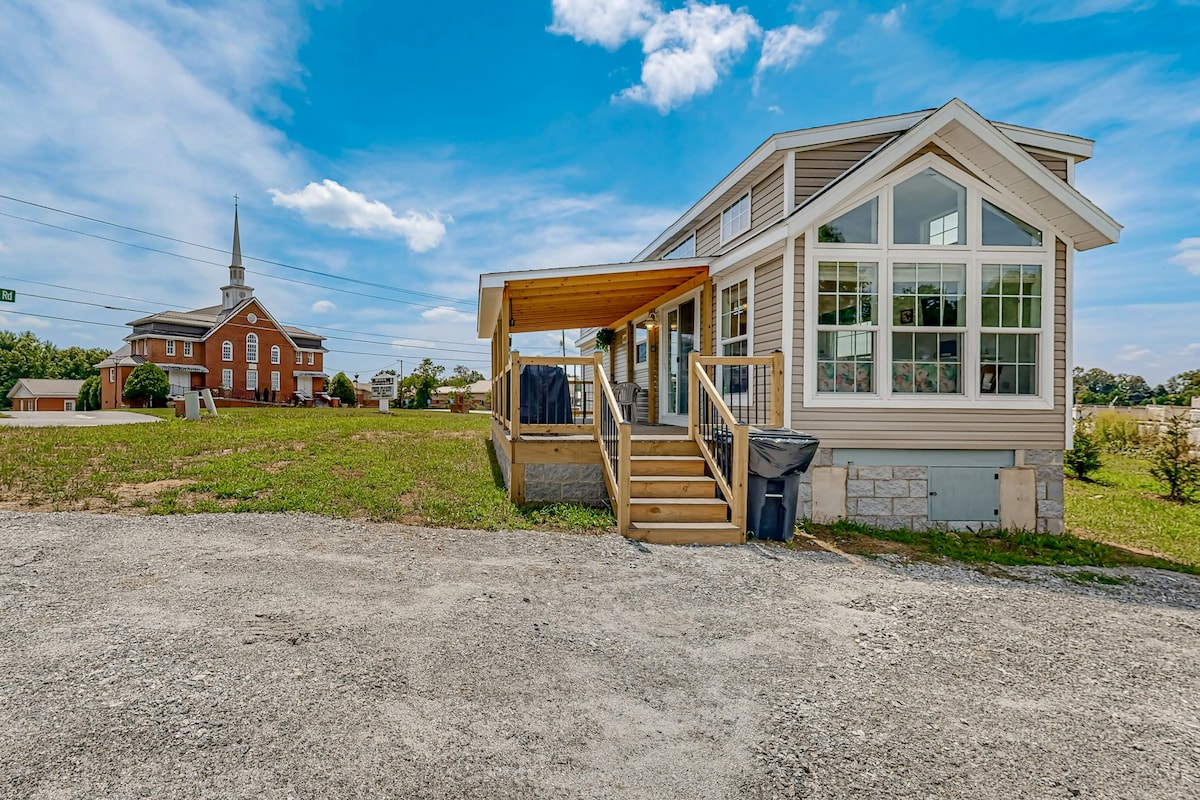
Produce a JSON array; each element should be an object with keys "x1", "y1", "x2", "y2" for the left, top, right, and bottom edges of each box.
[{"x1": 1, "y1": 511, "x2": 1197, "y2": 799}]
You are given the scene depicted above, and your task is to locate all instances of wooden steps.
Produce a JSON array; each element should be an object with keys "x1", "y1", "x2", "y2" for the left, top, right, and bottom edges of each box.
[{"x1": 616, "y1": 434, "x2": 742, "y2": 546}]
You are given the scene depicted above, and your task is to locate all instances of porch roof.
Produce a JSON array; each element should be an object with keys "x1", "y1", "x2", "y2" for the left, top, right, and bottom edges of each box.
[{"x1": 477, "y1": 259, "x2": 710, "y2": 338}]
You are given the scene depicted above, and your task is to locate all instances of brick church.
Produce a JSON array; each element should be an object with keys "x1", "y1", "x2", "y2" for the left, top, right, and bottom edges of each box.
[{"x1": 96, "y1": 209, "x2": 327, "y2": 408}]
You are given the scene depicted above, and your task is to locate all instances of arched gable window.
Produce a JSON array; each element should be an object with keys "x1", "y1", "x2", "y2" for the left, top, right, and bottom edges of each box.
[
  {"x1": 270, "y1": 345, "x2": 280, "y2": 364},
  {"x1": 222, "y1": 340, "x2": 233, "y2": 361},
  {"x1": 246, "y1": 333, "x2": 258, "y2": 363}
]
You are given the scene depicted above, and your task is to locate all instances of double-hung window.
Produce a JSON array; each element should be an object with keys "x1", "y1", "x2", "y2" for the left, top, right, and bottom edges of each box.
[
  {"x1": 246, "y1": 333, "x2": 258, "y2": 364},
  {"x1": 183, "y1": 341, "x2": 192, "y2": 357},
  {"x1": 721, "y1": 194, "x2": 750, "y2": 242},
  {"x1": 222, "y1": 340, "x2": 233, "y2": 362},
  {"x1": 270, "y1": 345, "x2": 280, "y2": 365},
  {"x1": 719, "y1": 278, "x2": 750, "y2": 395},
  {"x1": 221, "y1": 368, "x2": 233, "y2": 390},
  {"x1": 246, "y1": 370, "x2": 258, "y2": 391},
  {"x1": 166, "y1": 340, "x2": 175, "y2": 356},
  {"x1": 810, "y1": 157, "x2": 1050, "y2": 404},
  {"x1": 295, "y1": 351, "x2": 303, "y2": 365}
]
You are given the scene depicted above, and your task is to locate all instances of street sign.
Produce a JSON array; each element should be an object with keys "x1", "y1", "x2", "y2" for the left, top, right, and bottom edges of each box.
[
  {"x1": 370, "y1": 375, "x2": 397, "y2": 400},
  {"x1": 0, "y1": 288, "x2": 14, "y2": 303}
]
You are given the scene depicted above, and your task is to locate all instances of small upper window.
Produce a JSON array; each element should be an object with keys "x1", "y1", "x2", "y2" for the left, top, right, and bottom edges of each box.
[
  {"x1": 308, "y1": 352, "x2": 315, "y2": 366},
  {"x1": 982, "y1": 200, "x2": 1042, "y2": 247},
  {"x1": 664, "y1": 235, "x2": 696, "y2": 259},
  {"x1": 183, "y1": 341, "x2": 193, "y2": 357},
  {"x1": 246, "y1": 333, "x2": 258, "y2": 363},
  {"x1": 165, "y1": 340, "x2": 175, "y2": 356},
  {"x1": 819, "y1": 198, "x2": 878, "y2": 244},
  {"x1": 295, "y1": 351, "x2": 303, "y2": 365},
  {"x1": 721, "y1": 194, "x2": 750, "y2": 242},
  {"x1": 222, "y1": 340, "x2": 233, "y2": 361},
  {"x1": 270, "y1": 345, "x2": 280, "y2": 365},
  {"x1": 894, "y1": 169, "x2": 966, "y2": 246},
  {"x1": 635, "y1": 326, "x2": 648, "y2": 364}
]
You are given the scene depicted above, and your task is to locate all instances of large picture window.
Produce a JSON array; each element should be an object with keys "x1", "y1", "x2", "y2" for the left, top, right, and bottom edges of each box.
[{"x1": 810, "y1": 156, "x2": 1051, "y2": 405}]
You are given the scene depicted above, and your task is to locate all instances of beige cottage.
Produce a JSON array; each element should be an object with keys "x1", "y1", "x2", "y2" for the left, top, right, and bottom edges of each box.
[{"x1": 479, "y1": 99, "x2": 1120, "y2": 545}]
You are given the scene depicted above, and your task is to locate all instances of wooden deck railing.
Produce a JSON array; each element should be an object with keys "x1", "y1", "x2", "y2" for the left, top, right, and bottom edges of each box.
[
  {"x1": 593, "y1": 353, "x2": 631, "y2": 534},
  {"x1": 688, "y1": 352, "x2": 749, "y2": 532},
  {"x1": 691, "y1": 352, "x2": 784, "y2": 427},
  {"x1": 492, "y1": 351, "x2": 596, "y2": 439}
]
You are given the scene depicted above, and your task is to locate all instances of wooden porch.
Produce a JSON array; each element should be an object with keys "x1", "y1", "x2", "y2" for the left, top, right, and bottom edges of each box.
[{"x1": 490, "y1": 350, "x2": 785, "y2": 546}]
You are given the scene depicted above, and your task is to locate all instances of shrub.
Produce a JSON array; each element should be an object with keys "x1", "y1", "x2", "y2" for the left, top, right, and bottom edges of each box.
[
  {"x1": 122, "y1": 362, "x2": 169, "y2": 406},
  {"x1": 77, "y1": 375, "x2": 101, "y2": 411},
  {"x1": 1148, "y1": 415, "x2": 1200, "y2": 502},
  {"x1": 1091, "y1": 410, "x2": 1150, "y2": 454},
  {"x1": 328, "y1": 372, "x2": 356, "y2": 406},
  {"x1": 1065, "y1": 421, "x2": 1102, "y2": 481}
]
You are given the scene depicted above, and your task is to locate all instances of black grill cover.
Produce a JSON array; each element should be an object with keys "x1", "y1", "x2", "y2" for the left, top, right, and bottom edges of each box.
[{"x1": 519, "y1": 365, "x2": 572, "y2": 425}]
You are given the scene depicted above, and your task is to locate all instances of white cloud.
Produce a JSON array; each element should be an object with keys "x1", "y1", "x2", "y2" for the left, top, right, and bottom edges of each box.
[
  {"x1": 269, "y1": 179, "x2": 449, "y2": 251},
  {"x1": 1179, "y1": 343, "x2": 1200, "y2": 358},
  {"x1": 420, "y1": 306, "x2": 475, "y2": 324},
  {"x1": 875, "y1": 4, "x2": 906, "y2": 30},
  {"x1": 1115, "y1": 344, "x2": 1153, "y2": 362},
  {"x1": 620, "y1": 3, "x2": 761, "y2": 112},
  {"x1": 548, "y1": 0, "x2": 656, "y2": 48},
  {"x1": 311, "y1": 299, "x2": 335, "y2": 313},
  {"x1": 991, "y1": 0, "x2": 1151, "y2": 22},
  {"x1": 755, "y1": 19, "x2": 829, "y2": 79},
  {"x1": 1169, "y1": 237, "x2": 1200, "y2": 276}
]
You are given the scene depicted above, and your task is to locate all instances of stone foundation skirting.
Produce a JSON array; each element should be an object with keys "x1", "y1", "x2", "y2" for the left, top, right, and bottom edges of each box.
[{"x1": 491, "y1": 429, "x2": 609, "y2": 506}]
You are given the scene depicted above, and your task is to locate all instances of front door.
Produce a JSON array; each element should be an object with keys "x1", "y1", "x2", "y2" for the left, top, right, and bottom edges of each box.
[
  {"x1": 297, "y1": 375, "x2": 312, "y2": 399},
  {"x1": 661, "y1": 296, "x2": 698, "y2": 426}
]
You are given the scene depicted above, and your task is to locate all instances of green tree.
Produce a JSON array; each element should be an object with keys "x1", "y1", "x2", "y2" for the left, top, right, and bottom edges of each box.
[
  {"x1": 77, "y1": 376, "x2": 101, "y2": 411},
  {"x1": 448, "y1": 365, "x2": 484, "y2": 387},
  {"x1": 1148, "y1": 415, "x2": 1200, "y2": 502},
  {"x1": 328, "y1": 372, "x2": 356, "y2": 406},
  {"x1": 0, "y1": 330, "x2": 110, "y2": 409},
  {"x1": 403, "y1": 359, "x2": 444, "y2": 408},
  {"x1": 122, "y1": 362, "x2": 170, "y2": 407},
  {"x1": 1064, "y1": 420, "x2": 1102, "y2": 481}
]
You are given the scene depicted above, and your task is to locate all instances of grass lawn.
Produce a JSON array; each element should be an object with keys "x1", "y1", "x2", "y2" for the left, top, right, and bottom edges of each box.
[
  {"x1": 1065, "y1": 453, "x2": 1200, "y2": 567},
  {"x1": 0, "y1": 408, "x2": 613, "y2": 533}
]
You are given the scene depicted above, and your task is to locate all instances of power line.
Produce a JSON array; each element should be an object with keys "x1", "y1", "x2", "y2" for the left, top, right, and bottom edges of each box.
[
  {"x1": 0, "y1": 192, "x2": 477, "y2": 307},
  {"x1": 0, "y1": 274, "x2": 489, "y2": 352},
  {"x1": 1, "y1": 308, "x2": 491, "y2": 365},
  {"x1": 0, "y1": 211, "x2": 466, "y2": 311}
]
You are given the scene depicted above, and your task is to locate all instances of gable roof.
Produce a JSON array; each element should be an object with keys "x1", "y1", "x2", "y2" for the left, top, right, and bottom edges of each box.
[
  {"x1": 6, "y1": 378, "x2": 86, "y2": 399},
  {"x1": 127, "y1": 299, "x2": 324, "y2": 350},
  {"x1": 637, "y1": 98, "x2": 1113, "y2": 261}
]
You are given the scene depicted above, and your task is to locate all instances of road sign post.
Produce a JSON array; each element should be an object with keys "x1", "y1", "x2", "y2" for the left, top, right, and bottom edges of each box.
[{"x1": 371, "y1": 374, "x2": 397, "y2": 413}]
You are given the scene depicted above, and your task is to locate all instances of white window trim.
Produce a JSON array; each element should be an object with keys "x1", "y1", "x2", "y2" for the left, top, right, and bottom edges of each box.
[
  {"x1": 295, "y1": 351, "x2": 303, "y2": 365},
  {"x1": 222, "y1": 340, "x2": 233, "y2": 362},
  {"x1": 246, "y1": 369, "x2": 258, "y2": 391},
  {"x1": 664, "y1": 233, "x2": 697, "y2": 260},
  {"x1": 221, "y1": 368, "x2": 233, "y2": 390},
  {"x1": 183, "y1": 341, "x2": 193, "y2": 357},
  {"x1": 165, "y1": 340, "x2": 175, "y2": 356},
  {"x1": 308, "y1": 352, "x2": 315, "y2": 365},
  {"x1": 271, "y1": 371, "x2": 280, "y2": 391},
  {"x1": 246, "y1": 333, "x2": 259, "y2": 364},
  {"x1": 803, "y1": 153, "x2": 1056, "y2": 411},
  {"x1": 109, "y1": 368, "x2": 115, "y2": 382},
  {"x1": 720, "y1": 192, "x2": 751, "y2": 245},
  {"x1": 270, "y1": 345, "x2": 280, "y2": 365}
]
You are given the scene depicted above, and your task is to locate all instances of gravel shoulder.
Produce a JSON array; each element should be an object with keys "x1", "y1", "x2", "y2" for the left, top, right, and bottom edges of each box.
[{"x1": 1, "y1": 511, "x2": 1197, "y2": 799}]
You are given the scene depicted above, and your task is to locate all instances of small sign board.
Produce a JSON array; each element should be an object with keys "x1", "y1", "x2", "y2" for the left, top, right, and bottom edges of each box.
[
  {"x1": 371, "y1": 374, "x2": 397, "y2": 400},
  {"x1": 0, "y1": 288, "x2": 14, "y2": 303}
]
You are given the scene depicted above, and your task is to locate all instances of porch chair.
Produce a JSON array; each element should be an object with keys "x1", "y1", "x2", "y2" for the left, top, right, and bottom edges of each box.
[{"x1": 613, "y1": 382, "x2": 641, "y2": 424}]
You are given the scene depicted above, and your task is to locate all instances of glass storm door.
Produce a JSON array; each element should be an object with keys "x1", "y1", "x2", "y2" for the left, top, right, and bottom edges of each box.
[{"x1": 662, "y1": 297, "x2": 697, "y2": 425}]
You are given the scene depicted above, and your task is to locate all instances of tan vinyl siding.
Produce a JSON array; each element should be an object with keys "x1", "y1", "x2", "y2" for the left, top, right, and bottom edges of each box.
[
  {"x1": 750, "y1": 166, "x2": 785, "y2": 231},
  {"x1": 794, "y1": 136, "x2": 892, "y2": 207},
  {"x1": 1031, "y1": 152, "x2": 1069, "y2": 182},
  {"x1": 790, "y1": 239, "x2": 1069, "y2": 451},
  {"x1": 696, "y1": 216, "x2": 721, "y2": 257},
  {"x1": 752, "y1": 256, "x2": 783, "y2": 356},
  {"x1": 893, "y1": 143, "x2": 984, "y2": 183},
  {"x1": 792, "y1": 236, "x2": 805, "y2": 408},
  {"x1": 612, "y1": 326, "x2": 629, "y2": 381}
]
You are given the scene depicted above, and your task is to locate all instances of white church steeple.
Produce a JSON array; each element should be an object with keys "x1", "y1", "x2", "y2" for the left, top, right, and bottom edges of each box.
[{"x1": 220, "y1": 198, "x2": 254, "y2": 312}]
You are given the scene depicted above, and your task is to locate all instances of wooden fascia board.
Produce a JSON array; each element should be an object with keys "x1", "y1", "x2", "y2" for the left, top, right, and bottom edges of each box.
[{"x1": 605, "y1": 272, "x2": 710, "y2": 329}]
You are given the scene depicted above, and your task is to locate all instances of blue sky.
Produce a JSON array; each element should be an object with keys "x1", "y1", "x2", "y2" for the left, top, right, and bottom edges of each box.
[{"x1": 0, "y1": 0, "x2": 1197, "y2": 383}]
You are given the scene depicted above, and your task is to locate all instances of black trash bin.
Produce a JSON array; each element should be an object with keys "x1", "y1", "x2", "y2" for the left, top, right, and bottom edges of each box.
[{"x1": 743, "y1": 426, "x2": 820, "y2": 542}]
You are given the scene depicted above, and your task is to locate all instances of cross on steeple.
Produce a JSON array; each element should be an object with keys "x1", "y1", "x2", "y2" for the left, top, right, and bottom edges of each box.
[{"x1": 220, "y1": 199, "x2": 254, "y2": 313}]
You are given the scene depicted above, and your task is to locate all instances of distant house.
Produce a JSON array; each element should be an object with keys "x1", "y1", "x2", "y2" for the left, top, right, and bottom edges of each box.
[
  {"x1": 431, "y1": 379, "x2": 490, "y2": 409},
  {"x1": 95, "y1": 209, "x2": 327, "y2": 408},
  {"x1": 6, "y1": 378, "x2": 86, "y2": 411}
]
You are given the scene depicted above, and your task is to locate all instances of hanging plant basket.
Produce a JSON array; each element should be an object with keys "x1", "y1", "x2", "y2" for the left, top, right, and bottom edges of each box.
[{"x1": 595, "y1": 328, "x2": 616, "y2": 352}]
